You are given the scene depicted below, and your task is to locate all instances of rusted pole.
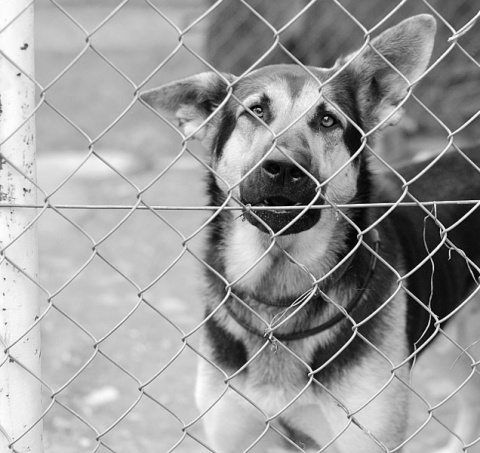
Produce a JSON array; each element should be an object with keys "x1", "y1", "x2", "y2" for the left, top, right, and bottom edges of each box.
[{"x1": 0, "y1": 1, "x2": 43, "y2": 452}]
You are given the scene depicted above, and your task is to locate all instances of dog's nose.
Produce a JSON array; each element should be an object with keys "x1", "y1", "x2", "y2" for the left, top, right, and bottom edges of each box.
[{"x1": 261, "y1": 158, "x2": 309, "y2": 186}]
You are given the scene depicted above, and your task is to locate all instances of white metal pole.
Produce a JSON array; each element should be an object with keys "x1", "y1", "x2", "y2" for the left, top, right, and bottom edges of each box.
[{"x1": 0, "y1": 1, "x2": 43, "y2": 453}]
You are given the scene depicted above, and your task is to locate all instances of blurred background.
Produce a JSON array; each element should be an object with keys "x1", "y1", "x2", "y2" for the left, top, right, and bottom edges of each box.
[
  {"x1": 206, "y1": 0, "x2": 480, "y2": 162},
  {"x1": 28, "y1": 0, "x2": 480, "y2": 451}
]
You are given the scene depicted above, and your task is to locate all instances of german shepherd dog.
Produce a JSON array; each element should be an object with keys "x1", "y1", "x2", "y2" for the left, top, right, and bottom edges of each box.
[{"x1": 141, "y1": 15, "x2": 480, "y2": 453}]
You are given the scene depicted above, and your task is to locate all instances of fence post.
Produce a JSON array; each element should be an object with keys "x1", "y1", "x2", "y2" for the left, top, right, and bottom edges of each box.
[{"x1": 0, "y1": 1, "x2": 43, "y2": 453}]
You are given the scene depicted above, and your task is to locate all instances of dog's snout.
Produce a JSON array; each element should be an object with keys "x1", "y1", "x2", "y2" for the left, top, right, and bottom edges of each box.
[{"x1": 261, "y1": 158, "x2": 309, "y2": 185}]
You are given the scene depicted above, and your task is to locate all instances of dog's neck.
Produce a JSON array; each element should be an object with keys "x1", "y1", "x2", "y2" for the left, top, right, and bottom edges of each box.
[
  {"x1": 218, "y1": 208, "x2": 373, "y2": 307},
  {"x1": 221, "y1": 228, "x2": 380, "y2": 342}
]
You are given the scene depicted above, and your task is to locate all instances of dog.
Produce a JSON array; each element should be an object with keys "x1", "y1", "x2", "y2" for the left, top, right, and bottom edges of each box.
[{"x1": 141, "y1": 14, "x2": 480, "y2": 452}]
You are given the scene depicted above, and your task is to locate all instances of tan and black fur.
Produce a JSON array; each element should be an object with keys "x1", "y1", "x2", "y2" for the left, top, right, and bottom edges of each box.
[{"x1": 141, "y1": 15, "x2": 480, "y2": 453}]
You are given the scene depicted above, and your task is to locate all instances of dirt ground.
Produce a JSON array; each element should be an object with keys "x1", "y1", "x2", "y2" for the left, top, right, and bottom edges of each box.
[
  {"x1": 31, "y1": 2, "x2": 479, "y2": 452},
  {"x1": 36, "y1": 2, "x2": 211, "y2": 452}
]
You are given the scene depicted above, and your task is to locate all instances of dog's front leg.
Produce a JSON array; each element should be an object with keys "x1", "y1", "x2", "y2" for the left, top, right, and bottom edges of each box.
[
  {"x1": 422, "y1": 299, "x2": 480, "y2": 453},
  {"x1": 195, "y1": 359, "x2": 293, "y2": 453}
]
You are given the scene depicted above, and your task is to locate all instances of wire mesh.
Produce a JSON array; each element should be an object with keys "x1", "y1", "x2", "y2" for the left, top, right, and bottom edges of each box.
[{"x1": 1, "y1": 0, "x2": 480, "y2": 452}]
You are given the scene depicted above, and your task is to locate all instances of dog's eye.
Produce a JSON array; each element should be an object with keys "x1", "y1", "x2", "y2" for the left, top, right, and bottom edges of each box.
[
  {"x1": 320, "y1": 114, "x2": 337, "y2": 128},
  {"x1": 249, "y1": 105, "x2": 264, "y2": 118}
]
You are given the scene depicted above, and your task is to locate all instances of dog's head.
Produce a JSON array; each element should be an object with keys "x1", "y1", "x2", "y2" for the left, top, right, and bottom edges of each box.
[{"x1": 141, "y1": 15, "x2": 436, "y2": 236}]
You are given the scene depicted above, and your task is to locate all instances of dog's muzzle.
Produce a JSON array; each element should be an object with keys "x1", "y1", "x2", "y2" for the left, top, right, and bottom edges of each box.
[{"x1": 240, "y1": 156, "x2": 323, "y2": 235}]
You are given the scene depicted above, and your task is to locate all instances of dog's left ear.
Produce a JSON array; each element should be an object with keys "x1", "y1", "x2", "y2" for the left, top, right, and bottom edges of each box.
[
  {"x1": 140, "y1": 72, "x2": 234, "y2": 148},
  {"x1": 339, "y1": 14, "x2": 436, "y2": 130}
]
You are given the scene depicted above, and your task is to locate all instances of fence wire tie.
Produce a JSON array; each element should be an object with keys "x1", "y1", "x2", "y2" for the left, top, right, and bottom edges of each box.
[
  {"x1": 236, "y1": 203, "x2": 252, "y2": 221},
  {"x1": 264, "y1": 330, "x2": 278, "y2": 353}
]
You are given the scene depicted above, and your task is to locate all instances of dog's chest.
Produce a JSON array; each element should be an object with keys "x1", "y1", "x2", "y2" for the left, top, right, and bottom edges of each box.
[{"x1": 232, "y1": 339, "x2": 316, "y2": 414}]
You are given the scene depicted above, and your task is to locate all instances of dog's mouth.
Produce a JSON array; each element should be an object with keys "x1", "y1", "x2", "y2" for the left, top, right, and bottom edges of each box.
[
  {"x1": 241, "y1": 194, "x2": 322, "y2": 235},
  {"x1": 259, "y1": 196, "x2": 302, "y2": 213}
]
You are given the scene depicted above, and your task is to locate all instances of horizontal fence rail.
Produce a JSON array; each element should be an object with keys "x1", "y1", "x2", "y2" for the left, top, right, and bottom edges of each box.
[{"x1": 0, "y1": 0, "x2": 479, "y2": 452}]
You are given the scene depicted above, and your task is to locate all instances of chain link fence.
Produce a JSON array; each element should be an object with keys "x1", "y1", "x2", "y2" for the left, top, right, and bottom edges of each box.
[{"x1": 0, "y1": 0, "x2": 479, "y2": 452}]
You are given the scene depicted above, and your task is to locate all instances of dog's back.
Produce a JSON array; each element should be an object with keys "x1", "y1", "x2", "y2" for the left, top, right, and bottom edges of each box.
[
  {"x1": 384, "y1": 145, "x2": 480, "y2": 206},
  {"x1": 380, "y1": 145, "x2": 480, "y2": 351}
]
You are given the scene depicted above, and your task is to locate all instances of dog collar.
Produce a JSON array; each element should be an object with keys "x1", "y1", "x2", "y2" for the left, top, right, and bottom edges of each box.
[{"x1": 224, "y1": 228, "x2": 380, "y2": 342}]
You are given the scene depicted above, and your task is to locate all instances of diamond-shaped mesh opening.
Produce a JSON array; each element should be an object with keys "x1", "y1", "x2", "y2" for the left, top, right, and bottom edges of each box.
[{"x1": 1, "y1": 1, "x2": 480, "y2": 452}]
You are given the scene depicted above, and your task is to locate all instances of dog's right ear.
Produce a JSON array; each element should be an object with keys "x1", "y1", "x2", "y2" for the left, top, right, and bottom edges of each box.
[{"x1": 140, "y1": 72, "x2": 234, "y2": 147}]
